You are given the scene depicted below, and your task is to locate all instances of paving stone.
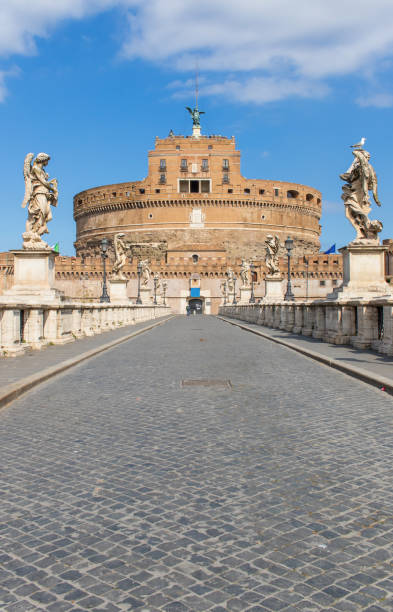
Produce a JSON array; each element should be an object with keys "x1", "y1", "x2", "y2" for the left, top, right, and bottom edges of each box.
[{"x1": 1, "y1": 316, "x2": 393, "y2": 611}]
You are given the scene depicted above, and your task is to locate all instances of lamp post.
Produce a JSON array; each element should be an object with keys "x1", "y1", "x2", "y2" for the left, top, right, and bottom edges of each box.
[
  {"x1": 223, "y1": 280, "x2": 227, "y2": 305},
  {"x1": 153, "y1": 273, "x2": 159, "y2": 305},
  {"x1": 136, "y1": 260, "x2": 142, "y2": 304},
  {"x1": 284, "y1": 236, "x2": 295, "y2": 301},
  {"x1": 100, "y1": 238, "x2": 110, "y2": 303},
  {"x1": 162, "y1": 280, "x2": 167, "y2": 306},
  {"x1": 249, "y1": 262, "x2": 256, "y2": 303},
  {"x1": 303, "y1": 255, "x2": 309, "y2": 300},
  {"x1": 232, "y1": 275, "x2": 237, "y2": 305}
]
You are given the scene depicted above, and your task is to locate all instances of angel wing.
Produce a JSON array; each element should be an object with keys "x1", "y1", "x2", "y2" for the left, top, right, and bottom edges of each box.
[
  {"x1": 185, "y1": 106, "x2": 193, "y2": 115},
  {"x1": 21, "y1": 153, "x2": 34, "y2": 208}
]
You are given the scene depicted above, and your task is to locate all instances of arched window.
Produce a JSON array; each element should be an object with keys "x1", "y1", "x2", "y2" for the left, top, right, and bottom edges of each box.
[
  {"x1": 306, "y1": 193, "x2": 314, "y2": 201},
  {"x1": 192, "y1": 254, "x2": 199, "y2": 263},
  {"x1": 287, "y1": 190, "x2": 299, "y2": 199}
]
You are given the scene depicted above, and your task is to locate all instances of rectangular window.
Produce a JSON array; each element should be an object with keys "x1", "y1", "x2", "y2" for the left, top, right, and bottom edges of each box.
[
  {"x1": 159, "y1": 159, "x2": 166, "y2": 170},
  {"x1": 274, "y1": 188, "x2": 279, "y2": 196},
  {"x1": 181, "y1": 159, "x2": 188, "y2": 170},
  {"x1": 160, "y1": 174, "x2": 166, "y2": 184},
  {"x1": 223, "y1": 159, "x2": 229, "y2": 169},
  {"x1": 178, "y1": 179, "x2": 210, "y2": 194},
  {"x1": 202, "y1": 159, "x2": 209, "y2": 170},
  {"x1": 223, "y1": 173, "x2": 229, "y2": 184},
  {"x1": 259, "y1": 189, "x2": 265, "y2": 195},
  {"x1": 244, "y1": 188, "x2": 250, "y2": 194}
]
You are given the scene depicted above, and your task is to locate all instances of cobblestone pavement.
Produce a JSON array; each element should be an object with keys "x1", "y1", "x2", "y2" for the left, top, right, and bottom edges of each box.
[
  {"x1": 1, "y1": 315, "x2": 393, "y2": 611},
  {"x1": 0, "y1": 315, "x2": 172, "y2": 388}
]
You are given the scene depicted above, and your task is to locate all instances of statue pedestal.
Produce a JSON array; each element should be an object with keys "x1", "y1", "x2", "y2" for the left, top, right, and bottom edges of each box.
[
  {"x1": 239, "y1": 286, "x2": 251, "y2": 304},
  {"x1": 263, "y1": 276, "x2": 283, "y2": 302},
  {"x1": 329, "y1": 243, "x2": 392, "y2": 300},
  {"x1": 139, "y1": 287, "x2": 152, "y2": 305},
  {"x1": 192, "y1": 126, "x2": 201, "y2": 139},
  {"x1": 0, "y1": 250, "x2": 64, "y2": 304},
  {"x1": 109, "y1": 278, "x2": 129, "y2": 303}
]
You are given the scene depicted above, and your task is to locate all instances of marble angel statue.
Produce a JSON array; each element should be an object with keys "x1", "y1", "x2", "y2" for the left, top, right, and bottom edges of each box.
[
  {"x1": 112, "y1": 233, "x2": 128, "y2": 279},
  {"x1": 265, "y1": 235, "x2": 280, "y2": 276},
  {"x1": 21, "y1": 152, "x2": 58, "y2": 249},
  {"x1": 240, "y1": 259, "x2": 252, "y2": 288},
  {"x1": 340, "y1": 144, "x2": 382, "y2": 242},
  {"x1": 140, "y1": 260, "x2": 151, "y2": 287},
  {"x1": 220, "y1": 278, "x2": 228, "y2": 296},
  {"x1": 226, "y1": 268, "x2": 235, "y2": 294}
]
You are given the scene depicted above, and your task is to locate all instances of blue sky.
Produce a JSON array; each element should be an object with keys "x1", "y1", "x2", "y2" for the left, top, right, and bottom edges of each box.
[{"x1": 1, "y1": 0, "x2": 393, "y2": 255}]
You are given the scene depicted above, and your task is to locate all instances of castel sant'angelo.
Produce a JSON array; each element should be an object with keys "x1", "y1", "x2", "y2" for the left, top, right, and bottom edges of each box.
[
  {"x1": 1, "y1": 106, "x2": 346, "y2": 314},
  {"x1": 74, "y1": 115, "x2": 321, "y2": 261}
]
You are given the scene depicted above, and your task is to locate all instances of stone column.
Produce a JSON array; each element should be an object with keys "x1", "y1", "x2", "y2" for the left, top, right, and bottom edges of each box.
[
  {"x1": 302, "y1": 305, "x2": 315, "y2": 336},
  {"x1": 71, "y1": 307, "x2": 82, "y2": 338},
  {"x1": 379, "y1": 304, "x2": 393, "y2": 355},
  {"x1": 43, "y1": 308, "x2": 58, "y2": 343},
  {"x1": 292, "y1": 304, "x2": 304, "y2": 334},
  {"x1": 0, "y1": 308, "x2": 25, "y2": 355},
  {"x1": 257, "y1": 304, "x2": 266, "y2": 326},
  {"x1": 312, "y1": 305, "x2": 326, "y2": 339},
  {"x1": 279, "y1": 305, "x2": 287, "y2": 330},
  {"x1": 273, "y1": 305, "x2": 281, "y2": 328},
  {"x1": 284, "y1": 304, "x2": 295, "y2": 332},
  {"x1": 351, "y1": 305, "x2": 378, "y2": 349},
  {"x1": 81, "y1": 308, "x2": 94, "y2": 336},
  {"x1": 24, "y1": 308, "x2": 44, "y2": 349}
]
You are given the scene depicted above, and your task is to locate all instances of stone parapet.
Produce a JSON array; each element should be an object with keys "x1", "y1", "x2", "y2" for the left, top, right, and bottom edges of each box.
[
  {"x1": 220, "y1": 298, "x2": 393, "y2": 356},
  {"x1": 0, "y1": 302, "x2": 170, "y2": 357}
]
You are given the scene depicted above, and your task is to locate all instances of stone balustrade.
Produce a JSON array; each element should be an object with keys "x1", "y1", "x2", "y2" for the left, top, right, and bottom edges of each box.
[
  {"x1": 0, "y1": 302, "x2": 170, "y2": 356},
  {"x1": 219, "y1": 299, "x2": 393, "y2": 356}
]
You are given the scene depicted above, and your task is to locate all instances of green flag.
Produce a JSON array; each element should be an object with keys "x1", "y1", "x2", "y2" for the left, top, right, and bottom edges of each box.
[{"x1": 54, "y1": 242, "x2": 59, "y2": 253}]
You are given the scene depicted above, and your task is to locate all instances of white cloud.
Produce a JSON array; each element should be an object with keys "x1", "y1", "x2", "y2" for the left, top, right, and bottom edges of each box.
[
  {"x1": 2, "y1": 0, "x2": 393, "y2": 105},
  {"x1": 356, "y1": 92, "x2": 393, "y2": 108},
  {"x1": 0, "y1": 1, "x2": 121, "y2": 57}
]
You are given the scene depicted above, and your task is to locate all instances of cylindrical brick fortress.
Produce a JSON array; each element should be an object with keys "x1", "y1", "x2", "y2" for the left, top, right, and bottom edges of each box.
[{"x1": 74, "y1": 134, "x2": 322, "y2": 259}]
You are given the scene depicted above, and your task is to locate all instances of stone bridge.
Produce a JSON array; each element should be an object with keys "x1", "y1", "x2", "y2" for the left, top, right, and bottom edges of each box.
[{"x1": 1, "y1": 315, "x2": 393, "y2": 611}]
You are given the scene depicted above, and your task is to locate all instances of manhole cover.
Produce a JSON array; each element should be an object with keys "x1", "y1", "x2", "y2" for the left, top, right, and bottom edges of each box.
[{"x1": 181, "y1": 379, "x2": 232, "y2": 388}]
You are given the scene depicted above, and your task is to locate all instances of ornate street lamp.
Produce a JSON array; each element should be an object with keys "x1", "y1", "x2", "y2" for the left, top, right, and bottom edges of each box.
[
  {"x1": 284, "y1": 236, "x2": 295, "y2": 301},
  {"x1": 303, "y1": 255, "x2": 309, "y2": 300},
  {"x1": 136, "y1": 260, "x2": 142, "y2": 304},
  {"x1": 100, "y1": 238, "x2": 110, "y2": 303},
  {"x1": 162, "y1": 280, "x2": 167, "y2": 306},
  {"x1": 232, "y1": 275, "x2": 237, "y2": 305},
  {"x1": 153, "y1": 273, "x2": 159, "y2": 305},
  {"x1": 249, "y1": 261, "x2": 256, "y2": 303}
]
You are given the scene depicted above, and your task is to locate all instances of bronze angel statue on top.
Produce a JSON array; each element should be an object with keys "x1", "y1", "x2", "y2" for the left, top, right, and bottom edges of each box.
[
  {"x1": 186, "y1": 106, "x2": 205, "y2": 127},
  {"x1": 21, "y1": 152, "x2": 58, "y2": 249}
]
